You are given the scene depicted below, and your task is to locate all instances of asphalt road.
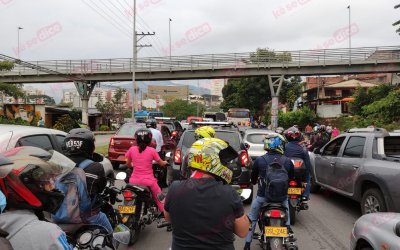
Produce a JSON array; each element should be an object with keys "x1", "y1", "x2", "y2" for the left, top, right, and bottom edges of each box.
[
  {"x1": 113, "y1": 164, "x2": 362, "y2": 250},
  {"x1": 95, "y1": 134, "x2": 115, "y2": 147}
]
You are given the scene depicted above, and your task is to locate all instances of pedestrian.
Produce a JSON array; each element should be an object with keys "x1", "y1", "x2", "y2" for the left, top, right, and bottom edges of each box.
[
  {"x1": 332, "y1": 127, "x2": 339, "y2": 138},
  {"x1": 305, "y1": 124, "x2": 312, "y2": 139},
  {"x1": 326, "y1": 124, "x2": 333, "y2": 140},
  {"x1": 37, "y1": 116, "x2": 44, "y2": 127}
]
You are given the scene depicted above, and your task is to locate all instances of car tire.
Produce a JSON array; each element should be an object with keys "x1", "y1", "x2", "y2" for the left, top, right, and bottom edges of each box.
[
  {"x1": 309, "y1": 173, "x2": 321, "y2": 194},
  {"x1": 289, "y1": 203, "x2": 296, "y2": 225},
  {"x1": 361, "y1": 188, "x2": 387, "y2": 215},
  {"x1": 361, "y1": 248, "x2": 373, "y2": 250},
  {"x1": 243, "y1": 188, "x2": 253, "y2": 205},
  {"x1": 111, "y1": 161, "x2": 120, "y2": 170}
]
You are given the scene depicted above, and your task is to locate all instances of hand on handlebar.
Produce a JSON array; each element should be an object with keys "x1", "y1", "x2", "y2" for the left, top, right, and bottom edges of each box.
[{"x1": 301, "y1": 182, "x2": 307, "y2": 188}]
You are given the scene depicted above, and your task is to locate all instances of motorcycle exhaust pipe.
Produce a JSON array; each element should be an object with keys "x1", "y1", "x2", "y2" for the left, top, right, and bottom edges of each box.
[
  {"x1": 142, "y1": 215, "x2": 149, "y2": 223},
  {"x1": 301, "y1": 204, "x2": 309, "y2": 210},
  {"x1": 287, "y1": 244, "x2": 298, "y2": 250}
]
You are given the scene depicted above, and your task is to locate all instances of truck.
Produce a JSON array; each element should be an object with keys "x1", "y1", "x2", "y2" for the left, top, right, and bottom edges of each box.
[
  {"x1": 309, "y1": 128, "x2": 400, "y2": 214},
  {"x1": 204, "y1": 112, "x2": 226, "y2": 122}
]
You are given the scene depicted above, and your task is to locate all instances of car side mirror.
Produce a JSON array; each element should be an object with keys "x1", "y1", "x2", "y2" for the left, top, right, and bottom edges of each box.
[
  {"x1": 166, "y1": 152, "x2": 172, "y2": 160},
  {"x1": 92, "y1": 152, "x2": 104, "y2": 162},
  {"x1": 314, "y1": 148, "x2": 321, "y2": 155}
]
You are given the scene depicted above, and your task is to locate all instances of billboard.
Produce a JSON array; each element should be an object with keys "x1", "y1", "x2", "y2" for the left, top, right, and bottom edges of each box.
[{"x1": 147, "y1": 85, "x2": 189, "y2": 100}]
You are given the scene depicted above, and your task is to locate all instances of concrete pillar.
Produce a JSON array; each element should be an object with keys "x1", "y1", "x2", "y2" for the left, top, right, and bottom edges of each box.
[
  {"x1": 82, "y1": 97, "x2": 89, "y2": 125},
  {"x1": 268, "y1": 75, "x2": 284, "y2": 129},
  {"x1": 271, "y1": 96, "x2": 279, "y2": 128},
  {"x1": 74, "y1": 80, "x2": 96, "y2": 127}
]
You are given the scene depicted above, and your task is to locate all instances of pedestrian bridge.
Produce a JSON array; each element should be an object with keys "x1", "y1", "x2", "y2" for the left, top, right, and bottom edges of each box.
[{"x1": 1, "y1": 45, "x2": 400, "y2": 83}]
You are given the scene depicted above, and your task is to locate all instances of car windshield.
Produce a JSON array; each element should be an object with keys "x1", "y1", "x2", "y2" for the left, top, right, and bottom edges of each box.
[
  {"x1": 246, "y1": 133, "x2": 269, "y2": 144},
  {"x1": 117, "y1": 125, "x2": 143, "y2": 136},
  {"x1": 183, "y1": 131, "x2": 240, "y2": 150}
]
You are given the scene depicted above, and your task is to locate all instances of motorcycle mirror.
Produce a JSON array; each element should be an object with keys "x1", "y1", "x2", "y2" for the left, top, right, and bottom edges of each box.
[
  {"x1": 165, "y1": 152, "x2": 172, "y2": 159},
  {"x1": 92, "y1": 152, "x2": 104, "y2": 162},
  {"x1": 238, "y1": 189, "x2": 252, "y2": 201},
  {"x1": 113, "y1": 224, "x2": 131, "y2": 245},
  {"x1": 116, "y1": 172, "x2": 127, "y2": 180}
]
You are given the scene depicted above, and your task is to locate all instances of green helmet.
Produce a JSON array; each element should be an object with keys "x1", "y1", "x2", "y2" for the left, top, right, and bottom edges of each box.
[
  {"x1": 264, "y1": 133, "x2": 287, "y2": 154},
  {"x1": 194, "y1": 126, "x2": 216, "y2": 140}
]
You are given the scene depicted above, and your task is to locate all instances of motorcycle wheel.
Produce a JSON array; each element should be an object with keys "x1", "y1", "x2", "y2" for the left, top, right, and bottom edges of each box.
[
  {"x1": 289, "y1": 203, "x2": 296, "y2": 225},
  {"x1": 128, "y1": 217, "x2": 141, "y2": 245}
]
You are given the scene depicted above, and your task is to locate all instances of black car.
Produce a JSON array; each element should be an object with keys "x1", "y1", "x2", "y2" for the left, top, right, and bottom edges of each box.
[
  {"x1": 155, "y1": 117, "x2": 185, "y2": 141},
  {"x1": 166, "y1": 126, "x2": 254, "y2": 204}
]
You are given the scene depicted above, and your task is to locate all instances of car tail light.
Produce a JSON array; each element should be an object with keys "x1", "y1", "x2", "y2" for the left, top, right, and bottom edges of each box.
[
  {"x1": 248, "y1": 122, "x2": 250, "y2": 126},
  {"x1": 109, "y1": 138, "x2": 114, "y2": 148},
  {"x1": 158, "y1": 121, "x2": 164, "y2": 124},
  {"x1": 124, "y1": 190, "x2": 132, "y2": 201},
  {"x1": 174, "y1": 148, "x2": 182, "y2": 164},
  {"x1": 171, "y1": 131, "x2": 177, "y2": 136},
  {"x1": 289, "y1": 181, "x2": 297, "y2": 186},
  {"x1": 294, "y1": 161, "x2": 302, "y2": 167},
  {"x1": 241, "y1": 150, "x2": 248, "y2": 165}
]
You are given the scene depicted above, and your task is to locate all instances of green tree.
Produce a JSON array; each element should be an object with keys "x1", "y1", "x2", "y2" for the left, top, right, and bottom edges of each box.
[
  {"x1": 285, "y1": 90, "x2": 297, "y2": 111},
  {"x1": 160, "y1": 99, "x2": 204, "y2": 120},
  {"x1": 53, "y1": 114, "x2": 75, "y2": 132},
  {"x1": 361, "y1": 88, "x2": 400, "y2": 124},
  {"x1": 111, "y1": 87, "x2": 127, "y2": 121},
  {"x1": 70, "y1": 108, "x2": 82, "y2": 120},
  {"x1": 393, "y1": 4, "x2": 400, "y2": 35},
  {"x1": 95, "y1": 100, "x2": 114, "y2": 125},
  {"x1": 279, "y1": 76, "x2": 303, "y2": 106},
  {"x1": 58, "y1": 102, "x2": 73, "y2": 108},
  {"x1": 26, "y1": 94, "x2": 56, "y2": 105},
  {"x1": 0, "y1": 61, "x2": 26, "y2": 104},
  {"x1": 348, "y1": 84, "x2": 394, "y2": 115}
]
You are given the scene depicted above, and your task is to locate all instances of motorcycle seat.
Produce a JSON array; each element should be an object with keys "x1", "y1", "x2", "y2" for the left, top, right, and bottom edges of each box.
[
  {"x1": 126, "y1": 183, "x2": 151, "y2": 194},
  {"x1": 261, "y1": 202, "x2": 287, "y2": 210}
]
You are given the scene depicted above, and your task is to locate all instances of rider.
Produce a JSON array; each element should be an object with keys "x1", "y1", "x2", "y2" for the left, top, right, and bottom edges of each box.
[
  {"x1": 146, "y1": 119, "x2": 164, "y2": 159},
  {"x1": 308, "y1": 126, "x2": 323, "y2": 151},
  {"x1": 0, "y1": 147, "x2": 75, "y2": 250},
  {"x1": 165, "y1": 138, "x2": 250, "y2": 250},
  {"x1": 125, "y1": 128, "x2": 168, "y2": 213},
  {"x1": 275, "y1": 127, "x2": 284, "y2": 135},
  {"x1": 284, "y1": 127, "x2": 312, "y2": 203},
  {"x1": 61, "y1": 128, "x2": 112, "y2": 232},
  {"x1": 244, "y1": 133, "x2": 294, "y2": 250}
]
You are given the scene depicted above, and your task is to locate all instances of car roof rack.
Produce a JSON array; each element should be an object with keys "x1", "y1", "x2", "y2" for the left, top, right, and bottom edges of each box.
[
  {"x1": 155, "y1": 117, "x2": 176, "y2": 120},
  {"x1": 343, "y1": 127, "x2": 388, "y2": 134},
  {"x1": 190, "y1": 121, "x2": 237, "y2": 128},
  {"x1": 389, "y1": 130, "x2": 400, "y2": 133}
]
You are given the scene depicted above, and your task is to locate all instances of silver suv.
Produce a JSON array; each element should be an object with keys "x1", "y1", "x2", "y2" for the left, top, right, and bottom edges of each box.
[{"x1": 242, "y1": 129, "x2": 276, "y2": 161}]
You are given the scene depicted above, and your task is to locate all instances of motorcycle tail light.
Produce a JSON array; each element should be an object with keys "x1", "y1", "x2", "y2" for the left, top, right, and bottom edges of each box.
[
  {"x1": 241, "y1": 150, "x2": 248, "y2": 165},
  {"x1": 171, "y1": 131, "x2": 178, "y2": 136},
  {"x1": 266, "y1": 210, "x2": 285, "y2": 218},
  {"x1": 174, "y1": 148, "x2": 182, "y2": 164},
  {"x1": 289, "y1": 181, "x2": 297, "y2": 186},
  {"x1": 124, "y1": 190, "x2": 132, "y2": 200},
  {"x1": 291, "y1": 196, "x2": 297, "y2": 199},
  {"x1": 294, "y1": 161, "x2": 302, "y2": 167}
]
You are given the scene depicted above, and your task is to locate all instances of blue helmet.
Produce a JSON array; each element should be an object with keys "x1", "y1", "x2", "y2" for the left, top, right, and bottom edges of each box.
[{"x1": 264, "y1": 134, "x2": 287, "y2": 154}]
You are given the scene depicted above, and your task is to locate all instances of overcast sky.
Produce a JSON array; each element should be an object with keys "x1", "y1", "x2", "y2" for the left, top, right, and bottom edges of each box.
[{"x1": 1, "y1": 0, "x2": 399, "y2": 102}]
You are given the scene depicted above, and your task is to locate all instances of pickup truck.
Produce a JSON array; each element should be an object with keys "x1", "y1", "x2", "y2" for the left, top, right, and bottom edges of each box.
[{"x1": 309, "y1": 128, "x2": 400, "y2": 214}]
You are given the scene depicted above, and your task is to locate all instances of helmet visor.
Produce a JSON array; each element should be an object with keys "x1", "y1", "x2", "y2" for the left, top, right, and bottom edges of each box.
[{"x1": 0, "y1": 156, "x2": 13, "y2": 178}]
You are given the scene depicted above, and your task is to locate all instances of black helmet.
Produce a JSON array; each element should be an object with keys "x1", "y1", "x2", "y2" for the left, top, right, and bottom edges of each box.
[
  {"x1": 64, "y1": 128, "x2": 95, "y2": 155},
  {"x1": 146, "y1": 119, "x2": 157, "y2": 129},
  {"x1": 320, "y1": 125, "x2": 326, "y2": 133},
  {"x1": 135, "y1": 128, "x2": 152, "y2": 145},
  {"x1": 285, "y1": 127, "x2": 301, "y2": 141},
  {"x1": 0, "y1": 147, "x2": 75, "y2": 214}
]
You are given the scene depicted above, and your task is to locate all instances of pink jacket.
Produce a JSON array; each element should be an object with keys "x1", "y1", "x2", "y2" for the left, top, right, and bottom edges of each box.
[{"x1": 332, "y1": 129, "x2": 339, "y2": 138}]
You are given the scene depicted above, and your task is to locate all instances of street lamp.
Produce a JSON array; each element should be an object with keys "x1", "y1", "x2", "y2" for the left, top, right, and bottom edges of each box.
[
  {"x1": 17, "y1": 27, "x2": 23, "y2": 60},
  {"x1": 169, "y1": 18, "x2": 172, "y2": 69},
  {"x1": 132, "y1": 0, "x2": 136, "y2": 121},
  {"x1": 347, "y1": 5, "x2": 351, "y2": 62}
]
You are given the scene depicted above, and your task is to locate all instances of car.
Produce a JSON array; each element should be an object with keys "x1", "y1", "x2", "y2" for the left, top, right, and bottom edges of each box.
[
  {"x1": 190, "y1": 121, "x2": 239, "y2": 133},
  {"x1": 309, "y1": 127, "x2": 400, "y2": 214},
  {"x1": 155, "y1": 117, "x2": 185, "y2": 141},
  {"x1": 108, "y1": 123, "x2": 177, "y2": 170},
  {"x1": 242, "y1": 129, "x2": 276, "y2": 161},
  {"x1": 0, "y1": 125, "x2": 115, "y2": 182},
  {"x1": 167, "y1": 124, "x2": 254, "y2": 204},
  {"x1": 350, "y1": 212, "x2": 400, "y2": 250},
  {"x1": 186, "y1": 117, "x2": 203, "y2": 123}
]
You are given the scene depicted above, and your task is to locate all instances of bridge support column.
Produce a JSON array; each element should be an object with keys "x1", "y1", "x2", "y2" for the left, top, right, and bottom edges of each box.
[
  {"x1": 74, "y1": 80, "x2": 96, "y2": 126},
  {"x1": 268, "y1": 75, "x2": 284, "y2": 129}
]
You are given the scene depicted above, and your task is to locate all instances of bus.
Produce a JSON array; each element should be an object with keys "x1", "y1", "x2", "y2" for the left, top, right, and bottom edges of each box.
[
  {"x1": 203, "y1": 112, "x2": 226, "y2": 122},
  {"x1": 227, "y1": 108, "x2": 252, "y2": 126},
  {"x1": 133, "y1": 111, "x2": 164, "y2": 122}
]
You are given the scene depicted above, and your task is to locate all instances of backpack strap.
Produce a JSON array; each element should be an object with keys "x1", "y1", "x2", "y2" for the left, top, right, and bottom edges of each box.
[{"x1": 78, "y1": 159, "x2": 94, "y2": 170}]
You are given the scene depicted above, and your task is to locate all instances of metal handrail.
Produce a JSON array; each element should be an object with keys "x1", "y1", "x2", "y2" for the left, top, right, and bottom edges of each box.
[{"x1": 1, "y1": 45, "x2": 399, "y2": 76}]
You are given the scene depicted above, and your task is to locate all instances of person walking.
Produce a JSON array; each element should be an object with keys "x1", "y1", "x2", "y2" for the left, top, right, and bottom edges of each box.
[
  {"x1": 332, "y1": 127, "x2": 339, "y2": 138},
  {"x1": 326, "y1": 124, "x2": 333, "y2": 140},
  {"x1": 305, "y1": 124, "x2": 312, "y2": 139},
  {"x1": 37, "y1": 117, "x2": 45, "y2": 127}
]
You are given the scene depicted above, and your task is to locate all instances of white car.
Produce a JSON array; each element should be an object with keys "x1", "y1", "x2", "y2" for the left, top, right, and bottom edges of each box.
[{"x1": 0, "y1": 125, "x2": 115, "y2": 181}]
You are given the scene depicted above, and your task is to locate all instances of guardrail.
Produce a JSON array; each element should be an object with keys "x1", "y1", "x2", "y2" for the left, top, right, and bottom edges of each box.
[{"x1": 2, "y1": 46, "x2": 400, "y2": 76}]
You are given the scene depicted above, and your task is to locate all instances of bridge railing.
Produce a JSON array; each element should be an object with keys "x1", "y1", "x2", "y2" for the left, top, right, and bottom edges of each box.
[{"x1": 2, "y1": 46, "x2": 400, "y2": 76}]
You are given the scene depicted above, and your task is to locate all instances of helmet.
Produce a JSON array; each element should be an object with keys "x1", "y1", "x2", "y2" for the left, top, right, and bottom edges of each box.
[
  {"x1": 194, "y1": 126, "x2": 216, "y2": 140},
  {"x1": 64, "y1": 128, "x2": 95, "y2": 155},
  {"x1": 145, "y1": 119, "x2": 157, "y2": 129},
  {"x1": 285, "y1": 127, "x2": 301, "y2": 141},
  {"x1": 313, "y1": 126, "x2": 320, "y2": 133},
  {"x1": 0, "y1": 147, "x2": 75, "y2": 214},
  {"x1": 275, "y1": 127, "x2": 284, "y2": 135},
  {"x1": 187, "y1": 138, "x2": 238, "y2": 184},
  {"x1": 264, "y1": 133, "x2": 286, "y2": 154},
  {"x1": 320, "y1": 125, "x2": 326, "y2": 133},
  {"x1": 135, "y1": 128, "x2": 152, "y2": 144},
  {"x1": 293, "y1": 125, "x2": 298, "y2": 128}
]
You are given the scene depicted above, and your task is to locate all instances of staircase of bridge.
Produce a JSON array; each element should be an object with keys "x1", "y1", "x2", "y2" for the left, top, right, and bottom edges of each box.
[{"x1": 1, "y1": 46, "x2": 400, "y2": 83}]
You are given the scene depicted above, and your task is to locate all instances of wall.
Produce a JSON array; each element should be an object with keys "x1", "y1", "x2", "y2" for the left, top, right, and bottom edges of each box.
[
  {"x1": 147, "y1": 85, "x2": 189, "y2": 100},
  {"x1": 317, "y1": 105, "x2": 342, "y2": 118},
  {"x1": 142, "y1": 99, "x2": 166, "y2": 109},
  {"x1": 0, "y1": 104, "x2": 41, "y2": 123}
]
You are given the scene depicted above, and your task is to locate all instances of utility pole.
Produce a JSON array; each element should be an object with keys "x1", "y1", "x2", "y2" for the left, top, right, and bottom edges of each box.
[
  {"x1": 348, "y1": 5, "x2": 351, "y2": 63},
  {"x1": 131, "y1": 0, "x2": 136, "y2": 121},
  {"x1": 197, "y1": 80, "x2": 199, "y2": 117},
  {"x1": 17, "y1": 27, "x2": 23, "y2": 60},
  {"x1": 317, "y1": 76, "x2": 320, "y2": 105},
  {"x1": 169, "y1": 18, "x2": 172, "y2": 69}
]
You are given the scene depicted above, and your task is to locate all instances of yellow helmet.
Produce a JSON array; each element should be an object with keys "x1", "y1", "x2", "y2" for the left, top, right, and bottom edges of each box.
[
  {"x1": 194, "y1": 126, "x2": 216, "y2": 140},
  {"x1": 187, "y1": 138, "x2": 237, "y2": 184}
]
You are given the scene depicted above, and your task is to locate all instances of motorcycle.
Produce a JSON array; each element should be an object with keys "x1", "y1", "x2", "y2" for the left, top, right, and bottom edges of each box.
[
  {"x1": 288, "y1": 158, "x2": 309, "y2": 225},
  {"x1": 253, "y1": 202, "x2": 298, "y2": 250},
  {"x1": 57, "y1": 223, "x2": 131, "y2": 250},
  {"x1": 101, "y1": 185, "x2": 123, "y2": 228},
  {"x1": 115, "y1": 171, "x2": 161, "y2": 245}
]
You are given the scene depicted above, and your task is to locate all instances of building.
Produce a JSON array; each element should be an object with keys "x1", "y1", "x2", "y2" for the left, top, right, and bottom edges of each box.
[
  {"x1": 0, "y1": 86, "x2": 46, "y2": 104},
  {"x1": 63, "y1": 89, "x2": 79, "y2": 103},
  {"x1": 212, "y1": 79, "x2": 224, "y2": 97},
  {"x1": 63, "y1": 88, "x2": 130, "y2": 107}
]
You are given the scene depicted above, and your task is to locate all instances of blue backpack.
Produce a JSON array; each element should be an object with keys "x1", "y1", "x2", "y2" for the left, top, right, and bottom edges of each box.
[
  {"x1": 261, "y1": 155, "x2": 289, "y2": 202},
  {"x1": 52, "y1": 159, "x2": 93, "y2": 223}
]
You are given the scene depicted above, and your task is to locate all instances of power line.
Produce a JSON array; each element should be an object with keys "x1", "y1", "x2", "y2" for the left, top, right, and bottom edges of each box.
[
  {"x1": 100, "y1": 0, "x2": 135, "y2": 31},
  {"x1": 91, "y1": 0, "x2": 133, "y2": 35},
  {"x1": 81, "y1": 0, "x2": 132, "y2": 39}
]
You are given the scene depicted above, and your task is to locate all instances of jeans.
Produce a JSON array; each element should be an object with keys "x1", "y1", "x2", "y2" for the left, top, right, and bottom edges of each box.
[
  {"x1": 88, "y1": 211, "x2": 113, "y2": 233},
  {"x1": 245, "y1": 196, "x2": 290, "y2": 244},
  {"x1": 327, "y1": 133, "x2": 332, "y2": 140},
  {"x1": 303, "y1": 178, "x2": 311, "y2": 198}
]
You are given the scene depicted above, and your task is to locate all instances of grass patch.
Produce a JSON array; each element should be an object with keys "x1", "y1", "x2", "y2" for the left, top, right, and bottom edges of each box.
[{"x1": 95, "y1": 144, "x2": 109, "y2": 157}]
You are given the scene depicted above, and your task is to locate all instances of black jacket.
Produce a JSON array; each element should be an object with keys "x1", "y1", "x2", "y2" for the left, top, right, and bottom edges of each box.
[{"x1": 70, "y1": 154, "x2": 107, "y2": 207}]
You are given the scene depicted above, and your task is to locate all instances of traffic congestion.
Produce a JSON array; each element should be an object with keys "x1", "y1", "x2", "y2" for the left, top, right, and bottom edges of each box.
[{"x1": 0, "y1": 110, "x2": 399, "y2": 250}]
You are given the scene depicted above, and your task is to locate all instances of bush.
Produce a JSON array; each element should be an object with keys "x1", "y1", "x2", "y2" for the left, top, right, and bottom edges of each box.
[
  {"x1": 278, "y1": 106, "x2": 317, "y2": 130},
  {"x1": 53, "y1": 114, "x2": 75, "y2": 132},
  {"x1": 0, "y1": 116, "x2": 30, "y2": 126},
  {"x1": 99, "y1": 125, "x2": 109, "y2": 131}
]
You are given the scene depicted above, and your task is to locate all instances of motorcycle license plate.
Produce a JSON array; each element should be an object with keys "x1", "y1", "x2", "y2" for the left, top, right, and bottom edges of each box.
[
  {"x1": 118, "y1": 205, "x2": 136, "y2": 214},
  {"x1": 264, "y1": 227, "x2": 287, "y2": 237},
  {"x1": 288, "y1": 188, "x2": 301, "y2": 195}
]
